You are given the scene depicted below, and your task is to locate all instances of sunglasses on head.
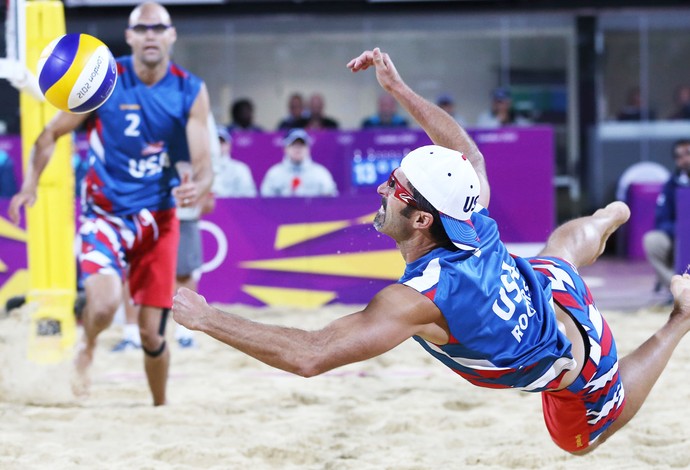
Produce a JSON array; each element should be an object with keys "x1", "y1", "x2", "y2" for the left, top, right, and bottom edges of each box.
[
  {"x1": 128, "y1": 23, "x2": 172, "y2": 34},
  {"x1": 387, "y1": 169, "x2": 419, "y2": 208}
]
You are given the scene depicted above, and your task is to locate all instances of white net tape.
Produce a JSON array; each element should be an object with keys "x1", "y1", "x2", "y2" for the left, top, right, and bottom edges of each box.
[
  {"x1": 5, "y1": 0, "x2": 19, "y2": 61},
  {"x1": 1, "y1": 0, "x2": 44, "y2": 101}
]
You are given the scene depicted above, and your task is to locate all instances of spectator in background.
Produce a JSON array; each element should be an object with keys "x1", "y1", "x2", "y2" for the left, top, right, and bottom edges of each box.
[
  {"x1": 304, "y1": 93, "x2": 339, "y2": 130},
  {"x1": 260, "y1": 128, "x2": 337, "y2": 197},
  {"x1": 436, "y1": 93, "x2": 467, "y2": 127},
  {"x1": 667, "y1": 85, "x2": 690, "y2": 120},
  {"x1": 476, "y1": 87, "x2": 531, "y2": 128},
  {"x1": 643, "y1": 139, "x2": 690, "y2": 291},
  {"x1": 0, "y1": 150, "x2": 17, "y2": 198},
  {"x1": 617, "y1": 86, "x2": 656, "y2": 121},
  {"x1": 213, "y1": 126, "x2": 257, "y2": 198},
  {"x1": 277, "y1": 93, "x2": 308, "y2": 130},
  {"x1": 361, "y1": 93, "x2": 409, "y2": 129},
  {"x1": 227, "y1": 98, "x2": 263, "y2": 133}
]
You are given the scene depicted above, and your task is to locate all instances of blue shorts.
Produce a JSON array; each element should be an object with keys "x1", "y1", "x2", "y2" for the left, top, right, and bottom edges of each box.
[{"x1": 528, "y1": 257, "x2": 626, "y2": 452}]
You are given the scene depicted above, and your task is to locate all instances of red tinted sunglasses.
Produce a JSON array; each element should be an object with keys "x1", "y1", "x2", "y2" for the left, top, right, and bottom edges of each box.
[{"x1": 387, "y1": 170, "x2": 419, "y2": 208}]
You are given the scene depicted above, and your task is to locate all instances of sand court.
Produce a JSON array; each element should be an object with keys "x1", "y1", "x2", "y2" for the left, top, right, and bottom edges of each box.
[{"x1": 1, "y1": 295, "x2": 689, "y2": 469}]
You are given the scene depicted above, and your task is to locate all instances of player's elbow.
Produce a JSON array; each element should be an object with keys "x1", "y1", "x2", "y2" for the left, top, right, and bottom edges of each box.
[{"x1": 291, "y1": 355, "x2": 332, "y2": 378}]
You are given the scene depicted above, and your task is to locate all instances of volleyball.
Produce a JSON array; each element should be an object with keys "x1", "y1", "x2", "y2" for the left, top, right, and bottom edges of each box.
[{"x1": 37, "y1": 33, "x2": 117, "y2": 114}]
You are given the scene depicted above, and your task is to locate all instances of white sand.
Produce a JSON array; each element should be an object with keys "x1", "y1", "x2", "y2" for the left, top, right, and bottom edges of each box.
[{"x1": 1, "y1": 302, "x2": 689, "y2": 469}]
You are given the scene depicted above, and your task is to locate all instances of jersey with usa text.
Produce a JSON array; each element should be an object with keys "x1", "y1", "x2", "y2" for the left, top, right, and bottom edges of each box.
[
  {"x1": 82, "y1": 56, "x2": 203, "y2": 216},
  {"x1": 399, "y1": 208, "x2": 576, "y2": 392}
]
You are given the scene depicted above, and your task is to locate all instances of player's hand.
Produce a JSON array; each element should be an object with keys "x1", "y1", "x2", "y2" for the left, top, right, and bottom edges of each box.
[
  {"x1": 7, "y1": 189, "x2": 37, "y2": 225},
  {"x1": 172, "y1": 181, "x2": 199, "y2": 208},
  {"x1": 347, "y1": 49, "x2": 376, "y2": 72},
  {"x1": 172, "y1": 287, "x2": 211, "y2": 331},
  {"x1": 347, "y1": 47, "x2": 402, "y2": 93}
]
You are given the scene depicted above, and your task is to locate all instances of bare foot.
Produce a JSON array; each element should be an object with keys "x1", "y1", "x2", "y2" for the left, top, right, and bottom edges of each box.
[
  {"x1": 670, "y1": 274, "x2": 690, "y2": 327},
  {"x1": 594, "y1": 201, "x2": 631, "y2": 259},
  {"x1": 604, "y1": 201, "x2": 631, "y2": 225},
  {"x1": 72, "y1": 342, "x2": 93, "y2": 397}
]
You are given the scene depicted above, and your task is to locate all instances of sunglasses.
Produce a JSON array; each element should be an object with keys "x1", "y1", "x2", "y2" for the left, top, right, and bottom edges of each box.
[
  {"x1": 387, "y1": 170, "x2": 419, "y2": 208},
  {"x1": 128, "y1": 23, "x2": 172, "y2": 34}
]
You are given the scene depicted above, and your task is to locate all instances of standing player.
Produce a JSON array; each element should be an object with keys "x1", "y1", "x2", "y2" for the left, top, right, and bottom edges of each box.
[
  {"x1": 9, "y1": 2, "x2": 212, "y2": 405},
  {"x1": 111, "y1": 113, "x2": 221, "y2": 352}
]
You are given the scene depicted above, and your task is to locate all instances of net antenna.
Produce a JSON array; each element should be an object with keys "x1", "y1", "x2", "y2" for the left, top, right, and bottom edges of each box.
[{"x1": 0, "y1": 0, "x2": 44, "y2": 101}]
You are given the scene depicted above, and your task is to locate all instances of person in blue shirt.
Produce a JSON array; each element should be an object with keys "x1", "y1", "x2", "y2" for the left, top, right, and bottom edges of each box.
[
  {"x1": 643, "y1": 139, "x2": 690, "y2": 291},
  {"x1": 172, "y1": 48, "x2": 690, "y2": 454},
  {"x1": 9, "y1": 2, "x2": 212, "y2": 406},
  {"x1": 361, "y1": 93, "x2": 408, "y2": 129}
]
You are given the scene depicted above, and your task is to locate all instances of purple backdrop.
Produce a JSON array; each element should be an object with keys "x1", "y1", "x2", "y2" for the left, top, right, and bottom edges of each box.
[
  {"x1": 0, "y1": 199, "x2": 27, "y2": 285},
  {"x1": 197, "y1": 196, "x2": 398, "y2": 305},
  {"x1": 624, "y1": 183, "x2": 663, "y2": 260},
  {"x1": 0, "y1": 127, "x2": 554, "y2": 305},
  {"x1": 676, "y1": 187, "x2": 690, "y2": 274}
]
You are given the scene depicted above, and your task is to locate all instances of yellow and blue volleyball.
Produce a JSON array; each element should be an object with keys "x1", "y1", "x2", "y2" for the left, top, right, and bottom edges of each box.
[{"x1": 37, "y1": 33, "x2": 117, "y2": 114}]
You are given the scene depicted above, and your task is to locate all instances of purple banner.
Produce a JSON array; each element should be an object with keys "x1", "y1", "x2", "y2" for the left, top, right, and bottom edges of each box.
[
  {"x1": 197, "y1": 196, "x2": 398, "y2": 305},
  {"x1": 676, "y1": 187, "x2": 690, "y2": 274},
  {"x1": 0, "y1": 199, "x2": 27, "y2": 291},
  {"x1": 231, "y1": 127, "x2": 554, "y2": 242},
  {"x1": 0, "y1": 127, "x2": 554, "y2": 306},
  {"x1": 625, "y1": 183, "x2": 662, "y2": 260}
]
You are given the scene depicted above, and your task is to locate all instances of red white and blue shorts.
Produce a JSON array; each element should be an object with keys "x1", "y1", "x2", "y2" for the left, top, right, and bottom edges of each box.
[
  {"x1": 529, "y1": 257, "x2": 626, "y2": 452},
  {"x1": 79, "y1": 207, "x2": 179, "y2": 309}
]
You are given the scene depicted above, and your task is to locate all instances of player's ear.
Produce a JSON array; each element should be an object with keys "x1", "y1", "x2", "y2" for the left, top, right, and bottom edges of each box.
[
  {"x1": 169, "y1": 26, "x2": 178, "y2": 44},
  {"x1": 413, "y1": 211, "x2": 434, "y2": 230}
]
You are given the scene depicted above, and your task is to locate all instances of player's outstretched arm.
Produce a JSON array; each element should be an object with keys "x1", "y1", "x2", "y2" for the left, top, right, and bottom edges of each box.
[
  {"x1": 348, "y1": 48, "x2": 490, "y2": 208},
  {"x1": 8, "y1": 111, "x2": 89, "y2": 224},
  {"x1": 172, "y1": 284, "x2": 444, "y2": 376}
]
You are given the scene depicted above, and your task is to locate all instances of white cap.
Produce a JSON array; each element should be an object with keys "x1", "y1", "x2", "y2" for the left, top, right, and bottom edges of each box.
[
  {"x1": 283, "y1": 128, "x2": 312, "y2": 146},
  {"x1": 400, "y1": 145, "x2": 481, "y2": 249}
]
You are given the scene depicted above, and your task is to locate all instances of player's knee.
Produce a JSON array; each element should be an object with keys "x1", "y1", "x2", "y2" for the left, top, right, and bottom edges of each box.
[
  {"x1": 139, "y1": 327, "x2": 163, "y2": 350},
  {"x1": 86, "y1": 297, "x2": 120, "y2": 327},
  {"x1": 142, "y1": 339, "x2": 166, "y2": 358}
]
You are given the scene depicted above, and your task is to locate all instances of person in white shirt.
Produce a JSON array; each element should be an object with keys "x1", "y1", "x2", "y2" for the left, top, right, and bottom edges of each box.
[
  {"x1": 260, "y1": 128, "x2": 338, "y2": 197},
  {"x1": 213, "y1": 126, "x2": 257, "y2": 198}
]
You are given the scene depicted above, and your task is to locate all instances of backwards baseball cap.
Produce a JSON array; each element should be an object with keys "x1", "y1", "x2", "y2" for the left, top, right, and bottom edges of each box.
[
  {"x1": 400, "y1": 145, "x2": 481, "y2": 250},
  {"x1": 283, "y1": 128, "x2": 312, "y2": 146}
]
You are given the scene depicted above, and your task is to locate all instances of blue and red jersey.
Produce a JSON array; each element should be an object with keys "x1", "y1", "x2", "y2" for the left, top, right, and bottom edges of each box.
[
  {"x1": 82, "y1": 55, "x2": 203, "y2": 217},
  {"x1": 399, "y1": 208, "x2": 576, "y2": 392}
]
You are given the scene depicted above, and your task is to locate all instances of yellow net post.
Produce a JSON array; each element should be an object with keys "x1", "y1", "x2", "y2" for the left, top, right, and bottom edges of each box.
[{"x1": 21, "y1": 1, "x2": 76, "y2": 364}]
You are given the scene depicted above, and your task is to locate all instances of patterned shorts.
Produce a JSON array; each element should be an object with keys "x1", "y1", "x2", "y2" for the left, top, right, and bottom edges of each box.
[
  {"x1": 79, "y1": 208, "x2": 179, "y2": 308},
  {"x1": 528, "y1": 257, "x2": 626, "y2": 452}
]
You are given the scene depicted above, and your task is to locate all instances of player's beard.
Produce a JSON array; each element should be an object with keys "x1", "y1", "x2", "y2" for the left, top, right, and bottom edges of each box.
[{"x1": 373, "y1": 198, "x2": 387, "y2": 232}]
